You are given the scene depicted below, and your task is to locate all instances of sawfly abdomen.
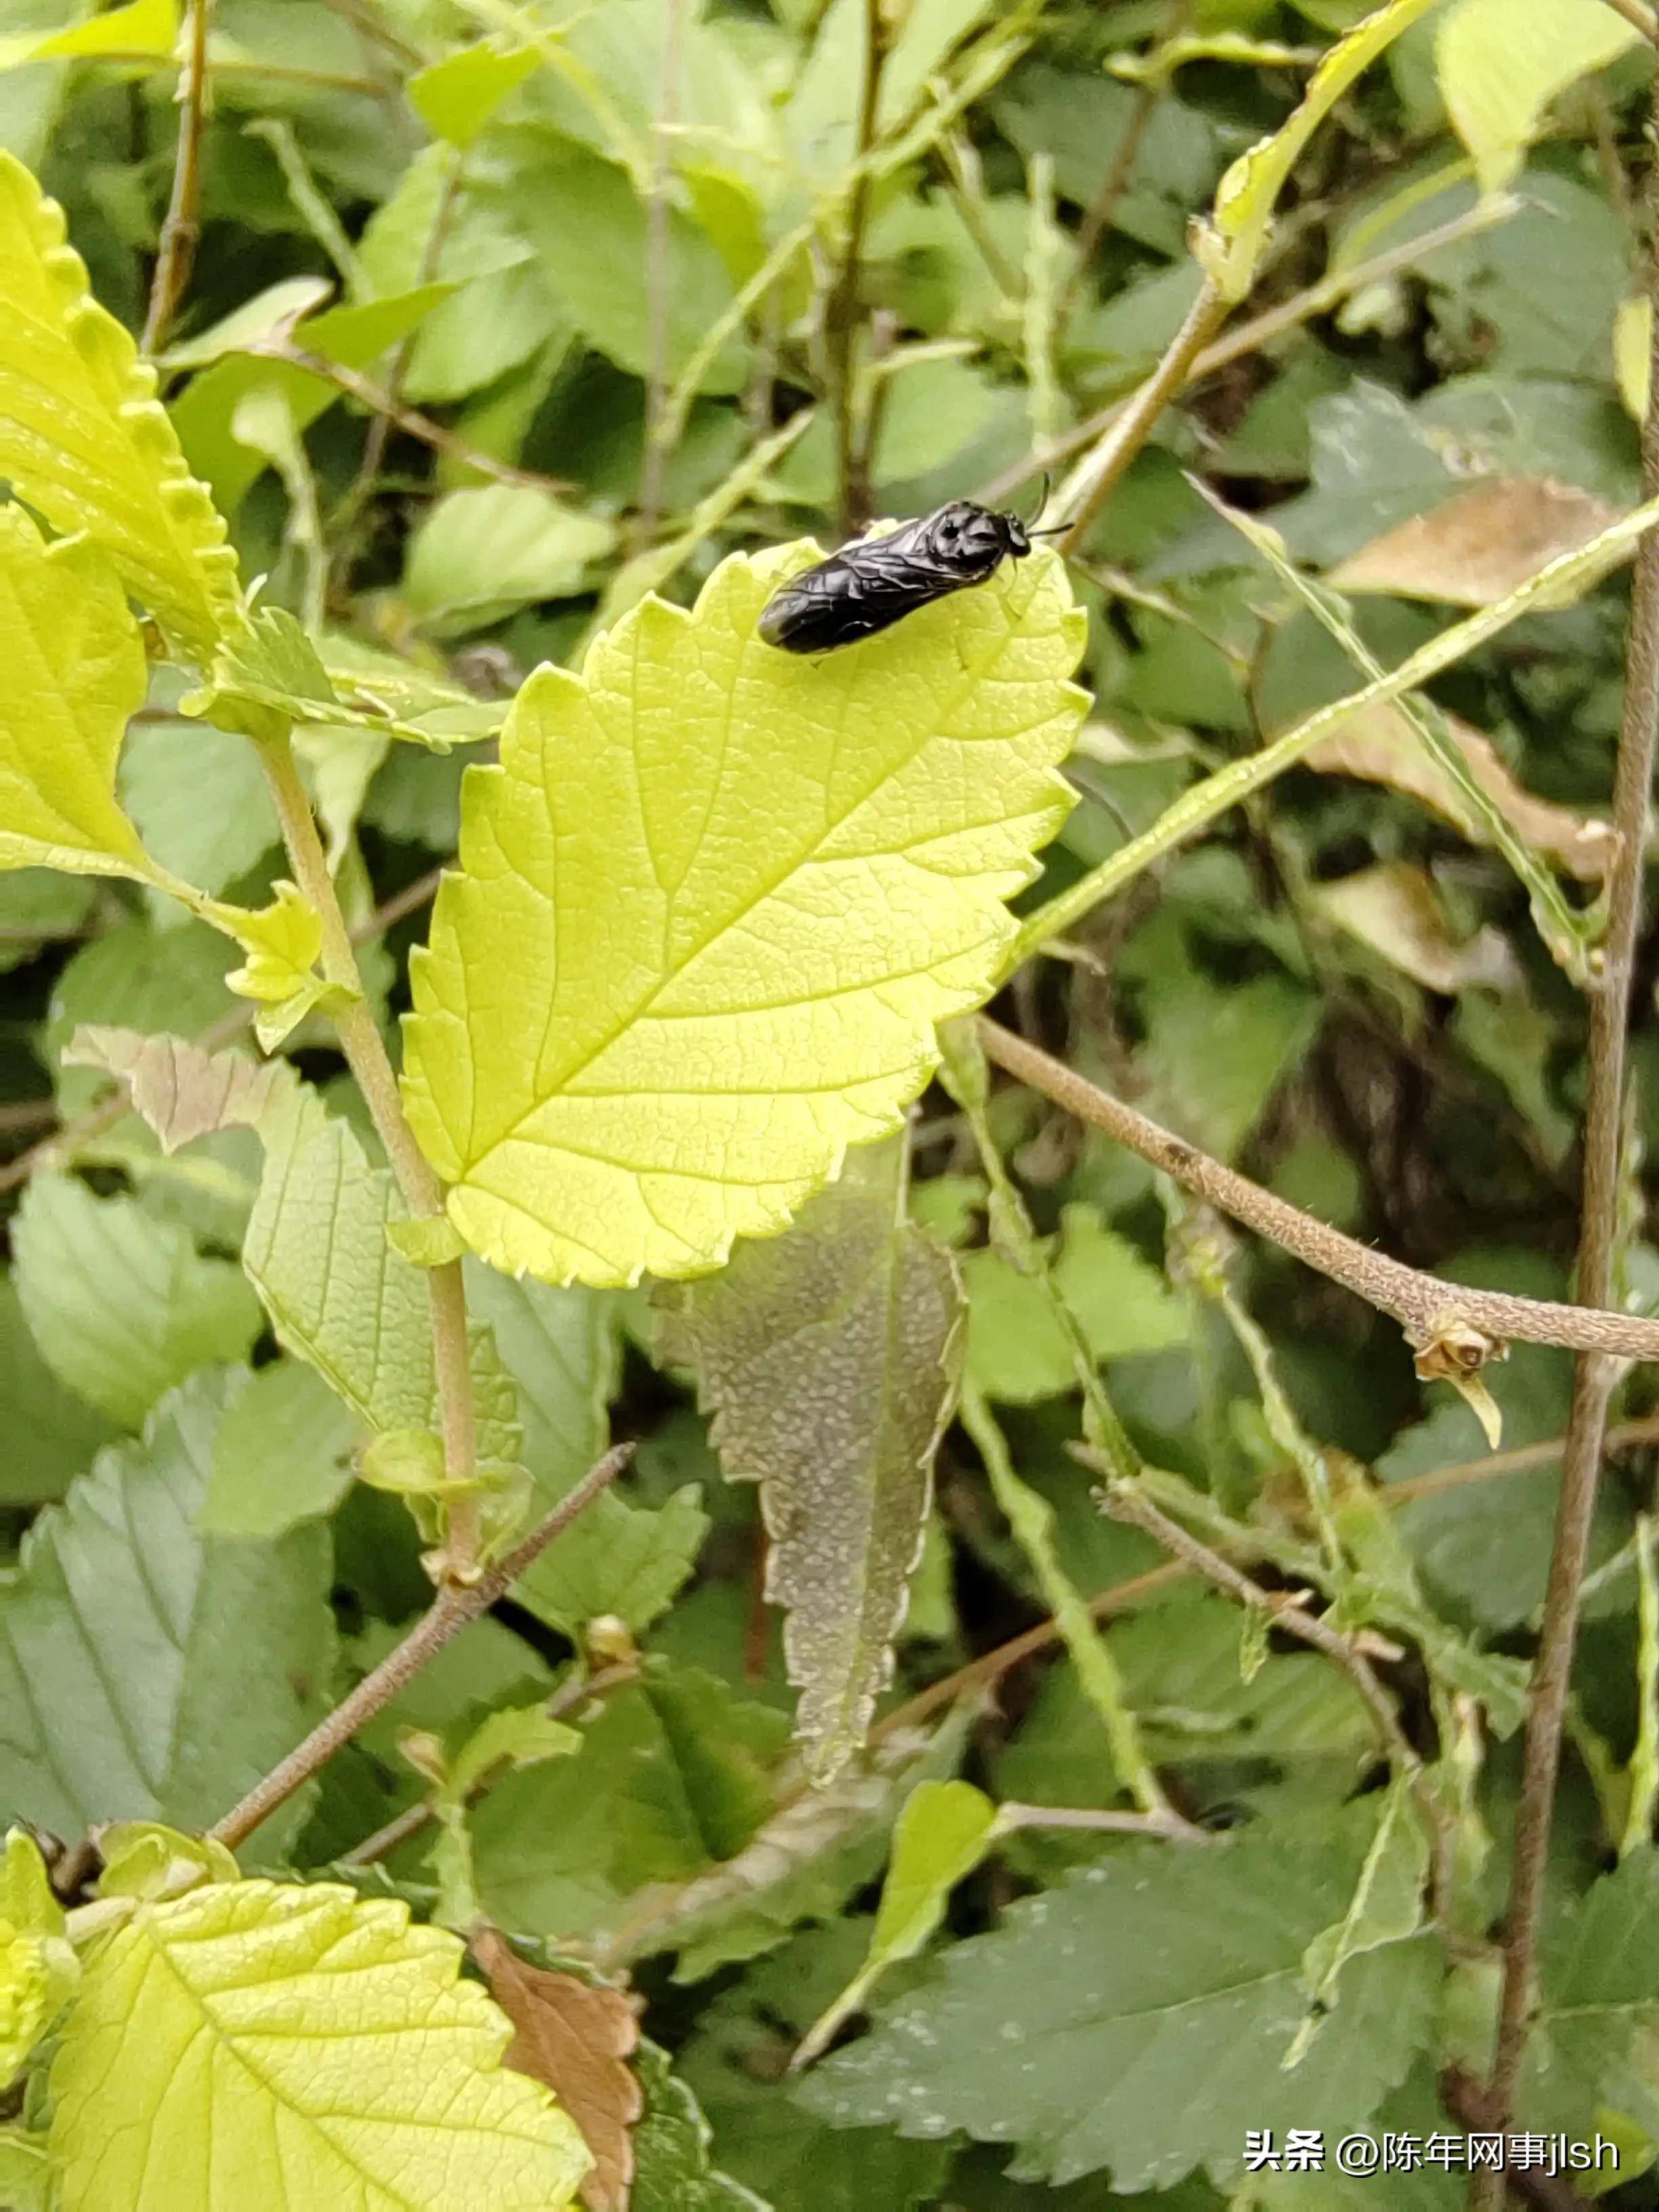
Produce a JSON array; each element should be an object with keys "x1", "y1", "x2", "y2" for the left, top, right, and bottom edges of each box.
[{"x1": 757, "y1": 500, "x2": 1036, "y2": 654}]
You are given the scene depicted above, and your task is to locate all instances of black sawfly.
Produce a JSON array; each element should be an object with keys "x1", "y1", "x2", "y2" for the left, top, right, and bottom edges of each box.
[{"x1": 757, "y1": 497, "x2": 1065, "y2": 655}]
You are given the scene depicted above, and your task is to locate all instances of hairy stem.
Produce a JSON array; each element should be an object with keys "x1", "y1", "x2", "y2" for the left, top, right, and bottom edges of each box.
[
  {"x1": 1054, "y1": 278, "x2": 1228, "y2": 553},
  {"x1": 142, "y1": 0, "x2": 213, "y2": 353},
  {"x1": 1472, "y1": 91, "x2": 1659, "y2": 2201},
  {"x1": 979, "y1": 1018, "x2": 1659, "y2": 1365},
  {"x1": 211, "y1": 1448, "x2": 633, "y2": 1849},
  {"x1": 258, "y1": 732, "x2": 480, "y2": 1574}
]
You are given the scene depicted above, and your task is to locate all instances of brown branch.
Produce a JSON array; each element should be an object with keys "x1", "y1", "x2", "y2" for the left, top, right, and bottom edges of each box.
[
  {"x1": 142, "y1": 0, "x2": 214, "y2": 354},
  {"x1": 1055, "y1": 277, "x2": 1228, "y2": 554},
  {"x1": 211, "y1": 1447, "x2": 634, "y2": 1851},
  {"x1": 1444, "y1": 2070, "x2": 1594, "y2": 2212},
  {"x1": 1473, "y1": 87, "x2": 1659, "y2": 2203},
  {"x1": 0, "y1": 867, "x2": 441, "y2": 1194},
  {"x1": 825, "y1": 0, "x2": 886, "y2": 535},
  {"x1": 252, "y1": 342, "x2": 575, "y2": 496},
  {"x1": 978, "y1": 1019, "x2": 1659, "y2": 1366},
  {"x1": 1101, "y1": 1481, "x2": 1419, "y2": 1770}
]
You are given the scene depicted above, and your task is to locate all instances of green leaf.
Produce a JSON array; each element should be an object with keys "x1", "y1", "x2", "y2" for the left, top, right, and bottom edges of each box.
[
  {"x1": 963, "y1": 1204, "x2": 1188, "y2": 1404},
  {"x1": 0, "y1": 149, "x2": 241, "y2": 659},
  {"x1": 401, "y1": 541, "x2": 1084, "y2": 1286},
  {"x1": 48, "y1": 1879, "x2": 592, "y2": 2210},
  {"x1": 678, "y1": 1923, "x2": 952, "y2": 2212},
  {"x1": 201, "y1": 1358, "x2": 359, "y2": 1537},
  {"x1": 1527, "y1": 1849, "x2": 1659, "y2": 2153},
  {"x1": 0, "y1": 866, "x2": 96, "y2": 974},
  {"x1": 802, "y1": 1808, "x2": 1443, "y2": 2191},
  {"x1": 119, "y1": 716, "x2": 282, "y2": 912},
  {"x1": 0, "y1": 1272, "x2": 119, "y2": 1507},
  {"x1": 658, "y1": 1140, "x2": 963, "y2": 1779},
  {"x1": 632, "y1": 2039, "x2": 773, "y2": 2212},
  {"x1": 1436, "y1": 0, "x2": 1639, "y2": 194},
  {"x1": 796, "y1": 1780, "x2": 998, "y2": 2066},
  {"x1": 409, "y1": 43, "x2": 537, "y2": 147},
  {"x1": 403, "y1": 484, "x2": 619, "y2": 638},
  {"x1": 47, "y1": 920, "x2": 234, "y2": 1114},
  {"x1": 64, "y1": 1025, "x2": 292, "y2": 1154},
  {"x1": 12, "y1": 1174, "x2": 262, "y2": 1428},
  {"x1": 0, "y1": 2131, "x2": 50, "y2": 2212},
  {"x1": 1, "y1": 1832, "x2": 63, "y2": 1942},
  {"x1": 243, "y1": 1084, "x2": 525, "y2": 1486},
  {"x1": 0, "y1": 1371, "x2": 332, "y2": 1841},
  {"x1": 1195, "y1": 0, "x2": 1439, "y2": 302},
  {"x1": 94, "y1": 1820, "x2": 238, "y2": 1902},
  {"x1": 517, "y1": 138, "x2": 747, "y2": 394},
  {"x1": 0, "y1": 508, "x2": 150, "y2": 880}
]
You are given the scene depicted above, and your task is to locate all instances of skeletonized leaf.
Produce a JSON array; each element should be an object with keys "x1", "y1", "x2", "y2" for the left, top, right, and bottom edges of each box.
[
  {"x1": 1315, "y1": 863, "x2": 1521, "y2": 994},
  {"x1": 0, "y1": 510, "x2": 149, "y2": 880},
  {"x1": 12, "y1": 1174, "x2": 262, "y2": 1428},
  {"x1": 0, "y1": 150, "x2": 241, "y2": 660},
  {"x1": 1328, "y1": 478, "x2": 1622, "y2": 607},
  {"x1": 472, "y1": 1929, "x2": 642, "y2": 2212},
  {"x1": 1436, "y1": 0, "x2": 1640, "y2": 194},
  {"x1": 1195, "y1": 0, "x2": 1438, "y2": 301},
  {"x1": 0, "y1": 1371, "x2": 331, "y2": 1840},
  {"x1": 401, "y1": 541, "x2": 1084, "y2": 1287},
  {"x1": 658, "y1": 1141, "x2": 964, "y2": 1780},
  {"x1": 64, "y1": 1025, "x2": 293, "y2": 1153},
  {"x1": 48, "y1": 1879, "x2": 591, "y2": 2211},
  {"x1": 1303, "y1": 700, "x2": 1614, "y2": 880}
]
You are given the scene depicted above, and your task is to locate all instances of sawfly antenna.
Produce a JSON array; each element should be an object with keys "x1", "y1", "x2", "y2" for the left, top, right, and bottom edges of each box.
[{"x1": 1020, "y1": 473, "x2": 1069, "y2": 537}]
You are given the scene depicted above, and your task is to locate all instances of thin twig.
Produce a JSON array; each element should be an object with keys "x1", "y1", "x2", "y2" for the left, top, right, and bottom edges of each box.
[
  {"x1": 142, "y1": 0, "x2": 214, "y2": 353},
  {"x1": 636, "y1": 0, "x2": 684, "y2": 539},
  {"x1": 997, "y1": 1801, "x2": 1207, "y2": 1840},
  {"x1": 825, "y1": 0, "x2": 886, "y2": 535},
  {"x1": 339, "y1": 1659, "x2": 640, "y2": 1868},
  {"x1": 1101, "y1": 1482, "x2": 1431, "y2": 1813},
  {"x1": 1473, "y1": 91, "x2": 1659, "y2": 2205},
  {"x1": 0, "y1": 867, "x2": 442, "y2": 1193},
  {"x1": 250, "y1": 342, "x2": 573, "y2": 495},
  {"x1": 211, "y1": 1448, "x2": 634, "y2": 1850},
  {"x1": 979, "y1": 1019, "x2": 1659, "y2": 1366},
  {"x1": 1055, "y1": 278, "x2": 1227, "y2": 550},
  {"x1": 1597, "y1": 0, "x2": 1658, "y2": 42},
  {"x1": 258, "y1": 733, "x2": 480, "y2": 1575},
  {"x1": 980, "y1": 201, "x2": 1511, "y2": 511}
]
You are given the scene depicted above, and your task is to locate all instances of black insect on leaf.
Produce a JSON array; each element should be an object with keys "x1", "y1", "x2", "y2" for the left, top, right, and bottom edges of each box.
[{"x1": 758, "y1": 500, "x2": 1049, "y2": 654}]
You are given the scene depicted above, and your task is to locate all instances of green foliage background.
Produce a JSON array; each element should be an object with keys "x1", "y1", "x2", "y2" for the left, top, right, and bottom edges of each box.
[{"x1": 5, "y1": 0, "x2": 1659, "y2": 2205}]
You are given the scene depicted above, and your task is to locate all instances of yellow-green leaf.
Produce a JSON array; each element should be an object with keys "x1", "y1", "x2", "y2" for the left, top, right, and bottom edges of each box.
[
  {"x1": 402, "y1": 542, "x2": 1084, "y2": 1286},
  {"x1": 48, "y1": 1879, "x2": 592, "y2": 2210},
  {"x1": 0, "y1": 0, "x2": 178, "y2": 65},
  {"x1": 409, "y1": 43, "x2": 537, "y2": 148},
  {"x1": 0, "y1": 152, "x2": 242, "y2": 661},
  {"x1": 1195, "y1": 0, "x2": 1439, "y2": 302},
  {"x1": 222, "y1": 880, "x2": 351, "y2": 1048},
  {"x1": 0, "y1": 508, "x2": 150, "y2": 880},
  {"x1": 794, "y1": 1780, "x2": 999, "y2": 2066},
  {"x1": 0, "y1": 1925, "x2": 50, "y2": 2089},
  {"x1": 1436, "y1": 0, "x2": 1640, "y2": 195}
]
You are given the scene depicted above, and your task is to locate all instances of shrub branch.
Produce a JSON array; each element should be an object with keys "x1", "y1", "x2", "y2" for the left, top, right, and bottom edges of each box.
[
  {"x1": 210, "y1": 1446, "x2": 634, "y2": 1851},
  {"x1": 978, "y1": 1017, "x2": 1659, "y2": 1366},
  {"x1": 1471, "y1": 81, "x2": 1659, "y2": 2200}
]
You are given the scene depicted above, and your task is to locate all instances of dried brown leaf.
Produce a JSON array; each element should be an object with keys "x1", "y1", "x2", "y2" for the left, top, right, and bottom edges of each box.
[
  {"x1": 1314, "y1": 861, "x2": 1520, "y2": 994},
  {"x1": 472, "y1": 1927, "x2": 642, "y2": 2212},
  {"x1": 1303, "y1": 701, "x2": 1614, "y2": 880},
  {"x1": 1328, "y1": 476, "x2": 1622, "y2": 607},
  {"x1": 62, "y1": 1024, "x2": 293, "y2": 1150}
]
